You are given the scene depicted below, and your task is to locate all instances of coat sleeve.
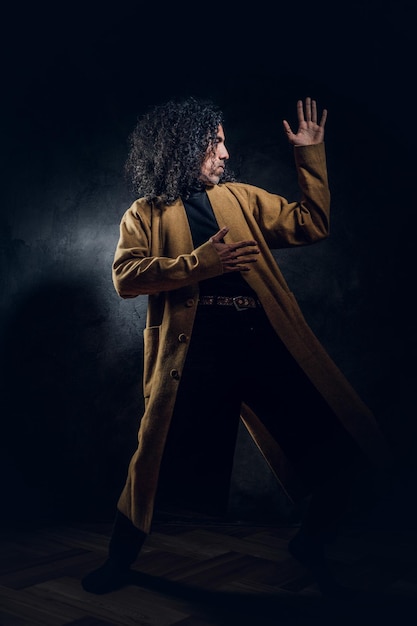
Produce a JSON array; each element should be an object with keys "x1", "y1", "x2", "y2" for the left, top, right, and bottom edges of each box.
[
  {"x1": 112, "y1": 203, "x2": 223, "y2": 298},
  {"x1": 234, "y1": 143, "x2": 331, "y2": 248}
]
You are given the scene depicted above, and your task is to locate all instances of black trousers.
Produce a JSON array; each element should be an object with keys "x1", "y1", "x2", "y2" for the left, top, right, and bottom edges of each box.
[{"x1": 156, "y1": 303, "x2": 361, "y2": 522}]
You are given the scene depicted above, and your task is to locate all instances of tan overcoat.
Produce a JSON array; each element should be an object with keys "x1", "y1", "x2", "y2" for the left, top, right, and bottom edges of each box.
[{"x1": 112, "y1": 143, "x2": 390, "y2": 533}]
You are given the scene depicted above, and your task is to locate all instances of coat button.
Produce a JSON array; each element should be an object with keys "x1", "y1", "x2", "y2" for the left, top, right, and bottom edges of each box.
[
  {"x1": 170, "y1": 369, "x2": 180, "y2": 380},
  {"x1": 185, "y1": 298, "x2": 195, "y2": 307},
  {"x1": 178, "y1": 333, "x2": 187, "y2": 343}
]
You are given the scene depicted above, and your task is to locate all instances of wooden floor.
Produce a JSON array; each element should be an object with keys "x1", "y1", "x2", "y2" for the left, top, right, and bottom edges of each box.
[{"x1": 1, "y1": 511, "x2": 417, "y2": 626}]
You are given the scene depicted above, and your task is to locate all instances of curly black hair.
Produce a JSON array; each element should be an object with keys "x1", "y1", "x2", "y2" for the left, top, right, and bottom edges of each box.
[{"x1": 124, "y1": 97, "x2": 236, "y2": 204}]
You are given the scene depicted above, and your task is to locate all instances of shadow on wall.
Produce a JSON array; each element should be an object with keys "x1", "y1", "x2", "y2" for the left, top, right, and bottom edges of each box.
[{"x1": 0, "y1": 278, "x2": 143, "y2": 527}]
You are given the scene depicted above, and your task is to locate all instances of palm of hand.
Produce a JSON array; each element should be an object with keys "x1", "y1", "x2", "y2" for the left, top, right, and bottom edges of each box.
[{"x1": 290, "y1": 122, "x2": 325, "y2": 146}]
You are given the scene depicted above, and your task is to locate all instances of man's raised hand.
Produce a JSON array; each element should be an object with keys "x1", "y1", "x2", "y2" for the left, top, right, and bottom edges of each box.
[{"x1": 283, "y1": 97, "x2": 327, "y2": 146}]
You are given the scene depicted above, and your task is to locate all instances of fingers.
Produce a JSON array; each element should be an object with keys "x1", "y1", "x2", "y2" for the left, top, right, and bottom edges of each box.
[
  {"x1": 230, "y1": 240, "x2": 259, "y2": 252},
  {"x1": 223, "y1": 247, "x2": 260, "y2": 272},
  {"x1": 222, "y1": 241, "x2": 260, "y2": 269},
  {"x1": 297, "y1": 99, "x2": 305, "y2": 124},
  {"x1": 209, "y1": 226, "x2": 229, "y2": 243},
  {"x1": 210, "y1": 231, "x2": 260, "y2": 273},
  {"x1": 311, "y1": 98, "x2": 317, "y2": 124},
  {"x1": 311, "y1": 99, "x2": 328, "y2": 129},
  {"x1": 282, "y1": 119, "x2": 293, "y2": 136},
  {"x1": 305, "y1": 97, "x2": 312, "y2": 122},
  {"x1": 299, "y1": 97, "x2": 314, "y2": 123},
  {"x1": 297, "y1": 97, "x2": 325, "y2": 124},
  {"x1": 210, "y1": 227, "x2": 257, "y2": 252}
]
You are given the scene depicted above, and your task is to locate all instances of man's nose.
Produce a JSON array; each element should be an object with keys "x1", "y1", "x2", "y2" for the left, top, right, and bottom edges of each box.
[{"x1": 220, "y1": 146, "x2": 229, "y2": 160}]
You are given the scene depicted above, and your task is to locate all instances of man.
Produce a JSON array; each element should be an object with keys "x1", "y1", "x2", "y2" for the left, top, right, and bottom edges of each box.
[{"x1": 82, "y1": 96, "x2": 389, "y2": 595}]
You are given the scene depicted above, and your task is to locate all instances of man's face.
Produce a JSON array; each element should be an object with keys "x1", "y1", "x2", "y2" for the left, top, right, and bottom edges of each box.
[{"x1": 199, "y1": 124, "x2": 229, "y2": 186}]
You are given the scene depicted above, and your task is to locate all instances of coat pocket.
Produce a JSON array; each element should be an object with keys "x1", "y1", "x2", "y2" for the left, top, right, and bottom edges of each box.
[{"x1": 143, "y1": 325, "x2": 160, "y2": 399}]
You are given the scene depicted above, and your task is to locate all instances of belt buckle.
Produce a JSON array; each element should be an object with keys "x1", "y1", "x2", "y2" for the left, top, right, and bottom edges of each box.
[{"x1": 233, "y1": 296, "x2": 250, "y2": 311}]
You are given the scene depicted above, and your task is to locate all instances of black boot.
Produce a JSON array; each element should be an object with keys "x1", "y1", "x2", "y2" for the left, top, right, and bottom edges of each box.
[{"x1": 81, "y1": 511, "x2": 147, "y2": 594}]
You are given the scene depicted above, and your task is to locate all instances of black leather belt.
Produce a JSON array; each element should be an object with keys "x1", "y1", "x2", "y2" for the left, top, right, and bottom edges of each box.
[{"x1": 198, "y1": 295, "x2": 261, "y2": 311}]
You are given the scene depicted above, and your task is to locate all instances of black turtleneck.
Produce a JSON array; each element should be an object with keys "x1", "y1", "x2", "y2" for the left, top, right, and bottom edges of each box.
[{"x1": 182, "y1": 190, "x2": 257, "y2": 297}]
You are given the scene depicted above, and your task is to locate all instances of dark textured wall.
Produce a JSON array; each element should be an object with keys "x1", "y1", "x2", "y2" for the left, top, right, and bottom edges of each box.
[{"x1": 1, "y1": 2, "x2": 416, "y2": 526}]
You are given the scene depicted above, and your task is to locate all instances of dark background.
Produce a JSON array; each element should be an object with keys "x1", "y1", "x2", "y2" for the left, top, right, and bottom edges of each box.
[{"x1": 1, "y1": 1, "x2": 416, "y2": 527}]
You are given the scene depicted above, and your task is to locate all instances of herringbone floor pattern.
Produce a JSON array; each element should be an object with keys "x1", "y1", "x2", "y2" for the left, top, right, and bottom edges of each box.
[{"x1": 1, "y1": 513, "x2": 417, "y2": 625}]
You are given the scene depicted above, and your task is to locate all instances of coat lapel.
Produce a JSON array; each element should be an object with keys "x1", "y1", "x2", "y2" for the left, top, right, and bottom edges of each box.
[
  {"x1": 207, "y1": 185, "x2": 253, "y2": 241},
  {"x1": 160, "y1": 199, "x2": 194, "y2": 255}
]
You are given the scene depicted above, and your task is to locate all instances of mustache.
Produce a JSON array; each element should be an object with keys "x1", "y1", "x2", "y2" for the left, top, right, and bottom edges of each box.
[{"x1": 219, "y1": 162, "x2": 236, "y2": 182}]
